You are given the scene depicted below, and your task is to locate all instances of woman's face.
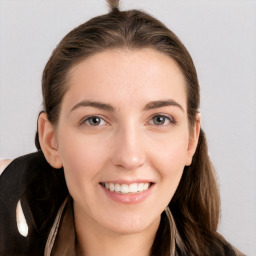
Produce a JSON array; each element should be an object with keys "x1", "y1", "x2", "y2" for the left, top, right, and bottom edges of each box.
[{"x1": 53, "y1": 48, "x2": 198, "y2": 235}]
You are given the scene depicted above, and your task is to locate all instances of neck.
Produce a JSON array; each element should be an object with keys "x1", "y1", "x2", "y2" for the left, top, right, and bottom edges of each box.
[{"x1": 74, "y1": 205, "x2": 160, "y2": 256}]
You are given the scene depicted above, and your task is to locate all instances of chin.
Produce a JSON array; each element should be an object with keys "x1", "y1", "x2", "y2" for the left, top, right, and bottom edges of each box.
[
  {"x1": 107, "y1": 223, "x2": 150, "y2": 235},
  {"x1": 100, "y1": 213, "x2": 160, "y2": 235}
]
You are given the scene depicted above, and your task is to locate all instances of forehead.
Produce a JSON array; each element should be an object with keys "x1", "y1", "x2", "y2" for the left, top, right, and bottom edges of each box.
[{"x1": 64, "y1": 48, "x2": 187, "y2": 110}]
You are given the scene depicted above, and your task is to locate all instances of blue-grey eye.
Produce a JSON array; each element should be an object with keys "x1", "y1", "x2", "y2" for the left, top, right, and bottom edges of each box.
[
  {"x1": 150, "y1": 115, "x2": 173, "y2": 125},
  {"x1": 85, "y1": 116, "x2": 105, "y2": 126}
]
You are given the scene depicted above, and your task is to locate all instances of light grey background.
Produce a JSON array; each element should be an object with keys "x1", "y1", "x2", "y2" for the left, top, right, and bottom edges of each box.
[{"x1": 0, "y1": 1, "x2": 255, "y2": 255}]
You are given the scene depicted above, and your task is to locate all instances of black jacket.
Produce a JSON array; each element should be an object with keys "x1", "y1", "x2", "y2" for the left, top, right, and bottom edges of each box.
[{"x1": 0, "y1": 152, "x2": 68, "y2": 255}]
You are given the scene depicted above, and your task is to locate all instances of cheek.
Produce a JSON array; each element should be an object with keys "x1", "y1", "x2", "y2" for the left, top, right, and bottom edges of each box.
[
  {"x1": 56, "y1": 127, "x2": 109, "y2": 189},
  {"x1": 154, "y1": 142, "x2": 187, "y2": 186},
  {"x1": 147, "y1": 130, "x2": 189, "y2": 197},
  {"x1": 148, "y1": 129, "x2": 189, "y2": 172}
]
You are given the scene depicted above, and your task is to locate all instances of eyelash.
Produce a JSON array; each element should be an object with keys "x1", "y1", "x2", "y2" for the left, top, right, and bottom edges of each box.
[
  {"x1": 81, "y1": 116, "x2": 108, "y2": 126},
  {"x1": 80, "y1": 114, "x2": 177, "y2": 127},
  {"x1": 147, "y1": 114, "x2": 177, "y2": 126}
]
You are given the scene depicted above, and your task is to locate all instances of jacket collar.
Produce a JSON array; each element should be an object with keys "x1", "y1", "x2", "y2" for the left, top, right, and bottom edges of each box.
[
  {"x1": 44, "y1": 196, "x2": 180, "y2": 256},
  {"x1": 44, "y1": 197, "x2": 76, "y2": 256}
]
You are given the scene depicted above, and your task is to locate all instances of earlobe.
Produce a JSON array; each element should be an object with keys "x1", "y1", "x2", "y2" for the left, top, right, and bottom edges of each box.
[
  {"x1": 38, "y1": 113, "x2": 63, "y2": 169},
  {"x1": 186, "y1": 113, "x2": 201, "y2": 166}
]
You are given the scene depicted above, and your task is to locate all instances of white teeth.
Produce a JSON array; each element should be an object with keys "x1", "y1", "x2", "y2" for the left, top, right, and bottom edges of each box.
[
  {"x1": 109, "y1": 183, "x2": 115, "y2": 192},
  {"x1": 143, "y1": 183, "x2": 150, "y2": 190},
  {"x1": 102, "y1": 182, "x2": 151, "y2": 194},
  {"x1": 138, "y1": 183, "x2": 144, "y2": 192},
  {"x1": 129, "y1": 183, "x2": 138, "y2": 193},
  {"x1": 115, "y1": 184, "x2": 121, "y2": 192},
  {"x1": 121, "y1": 184, "x2": 129, "y2": 193}
]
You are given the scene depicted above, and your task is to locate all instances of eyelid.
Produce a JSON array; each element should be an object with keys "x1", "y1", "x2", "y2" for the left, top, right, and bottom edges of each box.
[
  {"x1": 147, "y1": 113, "x2": 177, "y2": 126},
  {"x1": 80, "y1": 115, "x2": 109, "y2": 126}
]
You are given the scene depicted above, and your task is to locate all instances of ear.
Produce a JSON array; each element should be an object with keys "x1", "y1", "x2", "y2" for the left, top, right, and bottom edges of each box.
[
  {"x1": 186, "y1": 113, "x2": 201, "y2": 166},
  {"x1": 38, "y1": 112, "x2": 63, "y2": 169}
]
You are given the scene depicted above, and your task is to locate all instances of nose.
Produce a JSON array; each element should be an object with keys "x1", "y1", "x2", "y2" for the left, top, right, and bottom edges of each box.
[{"x1": 111, "y1": 126, "x2": 146, "y2": 170}]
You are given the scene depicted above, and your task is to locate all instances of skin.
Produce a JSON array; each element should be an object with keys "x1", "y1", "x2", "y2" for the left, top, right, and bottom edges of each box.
[
  {"x1": 39, "y1": 48, "x2": 200, "y2": 256},
  {"x1": 0, "y1": 159, "x2": 12, "y2": 176}
]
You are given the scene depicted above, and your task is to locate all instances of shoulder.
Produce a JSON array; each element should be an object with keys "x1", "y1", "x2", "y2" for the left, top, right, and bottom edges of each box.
[
  {"x1": 0, "y1": 152, "x2": 68, "y2": 255},
  {"x1": 0, "y1": 159, "x2": 12, "y2": 176}
]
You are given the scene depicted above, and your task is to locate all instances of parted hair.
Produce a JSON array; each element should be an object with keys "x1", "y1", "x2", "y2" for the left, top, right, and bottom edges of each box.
[{"x1": 35, "y1": 1, "x2": 241, "y2": 255}]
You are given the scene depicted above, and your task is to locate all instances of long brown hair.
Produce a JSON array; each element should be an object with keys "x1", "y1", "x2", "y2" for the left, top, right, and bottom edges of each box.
[{"x1": 35, "y1": 2, "x2": 240, "y2": 255}]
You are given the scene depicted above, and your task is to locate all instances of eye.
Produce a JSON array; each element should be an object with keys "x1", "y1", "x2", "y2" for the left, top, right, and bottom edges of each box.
[
  {"x1": 148, "y1": 114, "x2": 176, "y2": 126},
  {"x1": 83, "y1": 116, "x2": 107, "y2": 126}
]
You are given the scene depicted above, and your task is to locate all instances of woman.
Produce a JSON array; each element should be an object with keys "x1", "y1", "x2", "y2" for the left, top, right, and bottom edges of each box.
[{"x1": 0, "y1": 1, "x2": 245, "y2": 255}]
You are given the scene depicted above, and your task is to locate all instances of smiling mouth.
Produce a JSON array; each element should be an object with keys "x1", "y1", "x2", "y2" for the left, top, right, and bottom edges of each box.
[{"x1": 100, "y1": 182, "x2": 153, "y2": 194}]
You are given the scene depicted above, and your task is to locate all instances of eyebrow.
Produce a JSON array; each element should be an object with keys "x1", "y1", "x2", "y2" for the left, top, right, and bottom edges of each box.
[
  {"x1": 70, "y1": 99, "x2": 184, "y2": 113},
  {"x1": 143, "y1": 99, "x2": 184, "y2": 112},
  {"x1": 70, "y1": 100, "x2": 115, "y2": 112}
]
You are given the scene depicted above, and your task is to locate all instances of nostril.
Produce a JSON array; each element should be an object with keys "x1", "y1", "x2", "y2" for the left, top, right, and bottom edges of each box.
[{"x1": 16, "y1": 199, "x2": 28, "y2": 237}]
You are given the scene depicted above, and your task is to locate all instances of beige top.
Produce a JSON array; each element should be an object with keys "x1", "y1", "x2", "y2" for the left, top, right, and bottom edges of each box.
[
  {"x1": 44, "y1": 197, "x2": 76, "y2": 256},
  {"x1": 43, "y1": 197, "x2": 245, "y2": 256},
  {"x1": 0, "y1": 159, "x2": 75, "y2": 254},
  {"x1": 43, "y1": 197, "x2": 177, "y2": 256}
]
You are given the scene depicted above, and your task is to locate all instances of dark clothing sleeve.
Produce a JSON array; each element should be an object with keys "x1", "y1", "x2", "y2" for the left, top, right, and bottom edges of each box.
[{"x1": 0, "y1": 152, "x2": 68, "y2": 256}]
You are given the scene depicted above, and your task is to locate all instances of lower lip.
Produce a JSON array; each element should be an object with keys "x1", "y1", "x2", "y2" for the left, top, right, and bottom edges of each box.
[{"x1": 101, "y1": 184, "x2": 154, "y2": 204}]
